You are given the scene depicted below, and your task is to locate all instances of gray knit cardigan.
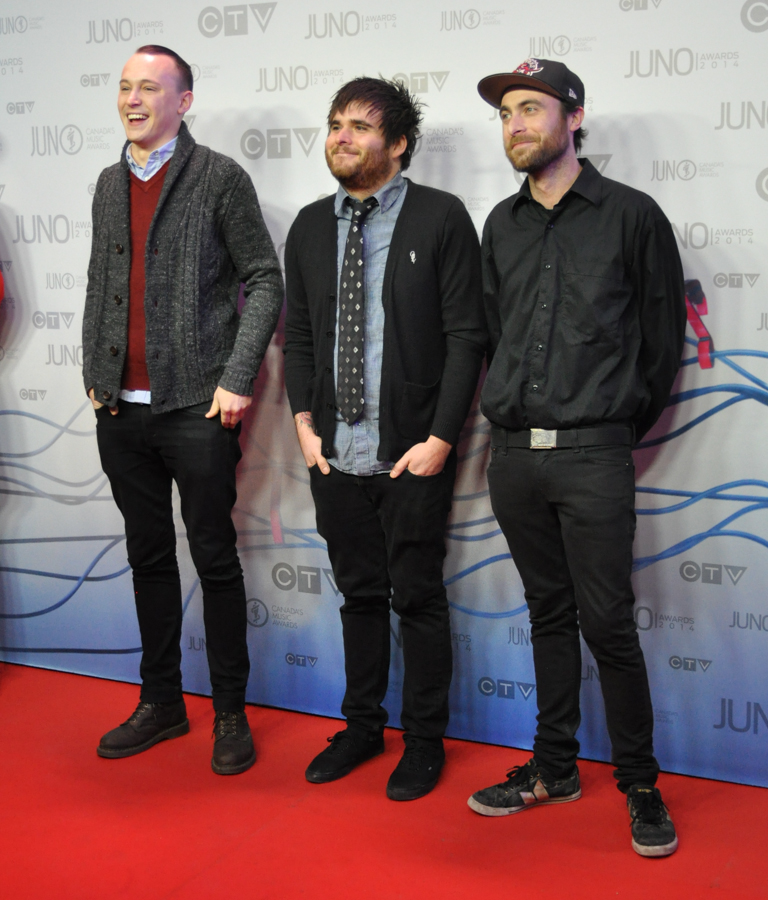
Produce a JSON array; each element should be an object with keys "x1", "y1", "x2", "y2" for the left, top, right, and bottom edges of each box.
[{"x1": 82, "y1": 122, "x2": 284, "y2": 411}]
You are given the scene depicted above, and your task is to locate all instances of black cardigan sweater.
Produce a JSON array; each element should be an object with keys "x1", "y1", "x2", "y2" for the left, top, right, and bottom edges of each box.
[{"x1": 283, "y1": 180, "x2": 487, "y2": 462}]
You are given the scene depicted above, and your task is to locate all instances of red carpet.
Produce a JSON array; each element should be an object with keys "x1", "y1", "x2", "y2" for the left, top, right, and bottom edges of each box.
[{"x1": 1, "y1": 662, "x2": 767, "y2": 899}]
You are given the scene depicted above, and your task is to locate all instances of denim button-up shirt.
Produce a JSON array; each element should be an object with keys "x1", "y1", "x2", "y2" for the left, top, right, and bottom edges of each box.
[{"x1": 330, "y1": 172, "x2": 408, "y2": 475}]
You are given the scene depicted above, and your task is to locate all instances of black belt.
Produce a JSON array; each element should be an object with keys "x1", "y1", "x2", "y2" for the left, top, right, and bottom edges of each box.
[{"x1": 491, "y1": 423, "x2": 633, "y2": 450}]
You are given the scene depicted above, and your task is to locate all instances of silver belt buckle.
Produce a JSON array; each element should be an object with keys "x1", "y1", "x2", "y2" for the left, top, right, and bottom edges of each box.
[{"x1": 530, "y1": 428, "x2": 557, "y2": 450}]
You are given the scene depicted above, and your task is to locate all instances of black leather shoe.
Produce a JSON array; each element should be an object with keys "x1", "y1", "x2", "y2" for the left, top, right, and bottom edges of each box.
[
  {"x1": 211, "y1": 711, "x2": 256, "y2": 775},
  {"x1": 386, "y1": 739, "x2": 445, "y2": 801},
  {"x1": 97, "y1": 700, "x2": 189, "y2": 758},
  {"x1": 305, "y1": 729, "x2": 384, "y2": 783}
]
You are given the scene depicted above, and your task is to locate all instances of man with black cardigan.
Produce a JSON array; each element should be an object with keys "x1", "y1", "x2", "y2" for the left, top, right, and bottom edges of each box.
[{"x1": 283, "y1": 77, "x2": 486, "y2": 800}]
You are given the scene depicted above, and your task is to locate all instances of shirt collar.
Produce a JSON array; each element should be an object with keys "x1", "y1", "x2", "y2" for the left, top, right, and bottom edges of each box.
[
  {"x1": 334, "y1": 170, "x2": 406, "y2": 217},
  {"x1": 511, "y1": 158, "x2": 602, "y2": 210},
  {"x1": 125, "y1": 135, "x2": 178, "y2": 181}
]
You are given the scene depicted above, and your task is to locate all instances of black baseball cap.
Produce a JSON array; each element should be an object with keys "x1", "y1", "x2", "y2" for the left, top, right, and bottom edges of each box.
[{"x1": 478, "y1": 58, "x2": 585, "y2": 109}]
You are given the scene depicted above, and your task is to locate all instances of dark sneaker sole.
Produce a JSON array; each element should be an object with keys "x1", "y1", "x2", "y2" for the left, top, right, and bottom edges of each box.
[
  {"x1": 305, "y1": 744, "x2": 384, "y2": 784},
  {"x1": 467, "y1": 788, "x2": 582, "y2": 817},
  {"x1": 97, "y1": 719, "x2": 190, "y2": 759},
  {"x1": 632, "y1": 835, "x2": 679, "y2": 858},
  {"x1": 211, "y1": 747, "x2": 256, "y2": 776}
]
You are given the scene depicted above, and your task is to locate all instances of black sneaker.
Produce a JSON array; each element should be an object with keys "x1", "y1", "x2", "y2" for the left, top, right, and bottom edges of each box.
[
  {"x1": 211, "y1": 711, "x2": 256, "y2": 775},
  {"x1": 97, "y1": 700, "x2": 189, "y2": 759},
  {"x1": 386, "y1": 739, "x2": 445, "y2": 801},
  {"x1": 468, "y1": 758, "x2": 581, "y2": 816},
  {"x1": 305, "y1": 729, "x2": 384, "y2": 783},
  {"x1": 627, "y1": 785, "x2": 678, "y2": 857}
]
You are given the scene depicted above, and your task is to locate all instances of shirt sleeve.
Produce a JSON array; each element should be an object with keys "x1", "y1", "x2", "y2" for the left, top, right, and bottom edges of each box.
[{"x1": 633, "y1": 202, "x2": 687, "y2": 441}]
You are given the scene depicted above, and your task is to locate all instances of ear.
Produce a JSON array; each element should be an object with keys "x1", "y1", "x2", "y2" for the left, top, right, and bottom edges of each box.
[
  {"x1": 568, "y1": 106, "x2": 585, "y2": 133},
  {"x1": 389, "y1": 133, "x2": 408, "y2": 161},
  {"x1": 178, "y1": 91, "x2": 194, "y2": 116}
]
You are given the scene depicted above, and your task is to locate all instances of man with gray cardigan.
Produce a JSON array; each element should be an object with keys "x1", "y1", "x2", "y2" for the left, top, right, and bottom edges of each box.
[{"x1": 83, "y1": 46, "x2": 283, "y2": 774}]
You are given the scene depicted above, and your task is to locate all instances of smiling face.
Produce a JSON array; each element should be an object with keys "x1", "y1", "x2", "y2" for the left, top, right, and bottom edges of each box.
[
  {"x1": 500, "y1": 88, "x2": 581, "y2": 174},
  {"x1": 118, "y1": 52, "x2": 193, "y2": 159},
  {"x1": 324, "y1": 102, "x2": 406, "y2": 199}
]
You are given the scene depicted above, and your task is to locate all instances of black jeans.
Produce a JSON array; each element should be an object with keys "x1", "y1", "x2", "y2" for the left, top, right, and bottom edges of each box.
[
  {"x1": 309, "y1": 456, "x2": 456, "y2": 742},
  {"x1": 96, "y1": 401, "x2": 249, "y2": 712},
  {"x1": 487, "y1": 440, "x2": 659, "y2": 792}
]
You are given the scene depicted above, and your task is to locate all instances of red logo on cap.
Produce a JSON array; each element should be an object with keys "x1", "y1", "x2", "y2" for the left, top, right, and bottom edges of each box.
[{"x1": 514, "y1": 58, "x2": 544, "y2": 76}]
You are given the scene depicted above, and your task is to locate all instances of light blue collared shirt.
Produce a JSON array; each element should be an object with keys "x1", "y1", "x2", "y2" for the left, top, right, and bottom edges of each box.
[
  {"x1": 330, "y1": 171, "x2": 408, "y2": 476},
  {"x1": 125, "y1": 135, "x2": 177, "y2": 182},
  {"x1": 119, "y1": 136, "x2": 177, "y2": 403}
]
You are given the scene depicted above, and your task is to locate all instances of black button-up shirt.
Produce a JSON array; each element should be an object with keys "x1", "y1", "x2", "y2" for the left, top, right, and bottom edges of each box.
[{"x1": 480, "y1": 160, "x2": 686, "y2": 441}]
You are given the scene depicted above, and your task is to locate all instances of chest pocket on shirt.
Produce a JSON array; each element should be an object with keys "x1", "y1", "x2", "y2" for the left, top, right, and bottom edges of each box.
[{"x1": 560, "y1": 271, "x2": 628, "y2": 346}]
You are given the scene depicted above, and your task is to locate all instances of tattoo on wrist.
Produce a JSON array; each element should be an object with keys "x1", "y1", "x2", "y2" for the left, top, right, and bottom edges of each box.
[{"x1": 296, "y1": 411, "x2": 316, "y2": 433}]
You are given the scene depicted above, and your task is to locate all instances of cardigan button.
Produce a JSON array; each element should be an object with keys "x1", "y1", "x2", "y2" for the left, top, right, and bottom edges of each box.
[
  {"x1": 102, "y1": 390, "x2": 111, "y2": 400},
  {"x1": 114, "y1": 294, "x2": 122, "y2": 305},
  {"x1": 115, "y1": 244, "x2": 123, "y2": 254},
  {"x1": 109, "y1": 346, "x2": 118, "y2": 356},
  {"x1": 153, "y1": 248, "x2": 159, "y2": 256},
  {"x1": 325, "y1": 367, "x2": 332, "y2": 374},
  {"x1": 326, "y1": 330, "x2": 333, "y2": 338}
]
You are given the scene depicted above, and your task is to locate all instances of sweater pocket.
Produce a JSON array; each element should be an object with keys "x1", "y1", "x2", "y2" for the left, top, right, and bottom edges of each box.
[{"x1": 398, "y1": 379, "x2": 439, "y2": 440}]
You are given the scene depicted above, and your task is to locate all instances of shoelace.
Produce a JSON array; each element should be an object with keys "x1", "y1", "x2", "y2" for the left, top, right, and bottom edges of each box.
[
  {"x1": 325, "y1": 732, "x2": 354, "y2": 754},
  {"x1": 213, "y1": 712, "x2": 239, "y2": 738},
  {"x1": 504, "y1": 761, "x2": 537, "y2": 786},
  {"x1": 400, "y1": 746, "x2": 433, "y2": 771},
  {"x1": 127, "y1": 702, "x2": 154, "y2": 725},
  {"x1": 629, "y1": 789, "x2": 665, "y2": 825}
]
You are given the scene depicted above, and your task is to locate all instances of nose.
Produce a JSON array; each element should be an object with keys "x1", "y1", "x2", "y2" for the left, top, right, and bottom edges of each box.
[{"x1": 335, "y1": 127, "x2": 352, "y2": 144}]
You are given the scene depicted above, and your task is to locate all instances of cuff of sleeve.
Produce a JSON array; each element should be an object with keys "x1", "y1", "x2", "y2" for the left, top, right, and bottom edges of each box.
[
  {"x1": 429, "y1": 412, "x2": 460, "y2": 448},
  {"x1": 219, "y1": 369, "x2": 255, "y2": 396}
]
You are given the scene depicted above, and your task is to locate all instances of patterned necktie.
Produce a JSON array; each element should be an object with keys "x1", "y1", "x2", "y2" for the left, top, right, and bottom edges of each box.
[{"x1": 337, "y1": 196, "x2": 378, "y2": 425}]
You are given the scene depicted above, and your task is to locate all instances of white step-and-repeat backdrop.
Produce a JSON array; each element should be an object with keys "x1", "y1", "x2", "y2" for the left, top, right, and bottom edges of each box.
[{"x1": 1, "y1": 0, "x2": 767, "y2": 786}]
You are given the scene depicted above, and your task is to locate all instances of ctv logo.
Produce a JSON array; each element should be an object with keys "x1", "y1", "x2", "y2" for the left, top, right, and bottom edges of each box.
[
  {"x1": 669, "y1": 656, "x2": 712, "y2": 672},
  {"x1": 392, "y1": 71, "x2": 449, "y2": 93},
  {"x1": 6, "y1": 101, "x2": 34, "y2": 115},
  {"x1": 198, "y1": 4, "x2": 276, "y2": 37},
  {"x1": 478, "y1": 677, "x2": 535, "y2": 700},
  {"x1": 679, "y1": 561, "x2": 746, "y2": 585},
  {"x1": 714, "y1": 272, "x2": 759, "y2": 288},
  {"x1": 620, "y1": 0, "x2": 662, "y2": 9},
  {"x1": 240, "y1": 127, "x2": 320, "y2": 160},
  {"x1": 19, "y1": 389, "x2": 47, "y2": 401},
  {"x1": 285, "y1": 652, "x2": 318, "y2": 667},
  {"x1": 80, "y1": 74, "x2": 111, "y2": 87},
  {"x1": 271, "y1": 561, "x2": 338, "y2": 595},
  {"x1": 32, "y1": 311, "x2": 76, "y2": 330}
]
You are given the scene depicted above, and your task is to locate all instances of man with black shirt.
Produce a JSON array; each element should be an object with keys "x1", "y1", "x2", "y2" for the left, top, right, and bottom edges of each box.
[
  {"x1": 284, "y1": 77, "x2": 486, "y2": 800},
  {"x1": 83, "y1": 46, "x2": 283, "y2": 773},
  {"x1": 468, "y1": 59, "x2": 685, "y2": 856}
]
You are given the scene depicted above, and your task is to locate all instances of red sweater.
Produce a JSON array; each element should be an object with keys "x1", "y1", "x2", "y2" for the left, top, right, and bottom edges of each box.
[{"x1": 123, "y1": 163, "x2": 169, "y2": 391}]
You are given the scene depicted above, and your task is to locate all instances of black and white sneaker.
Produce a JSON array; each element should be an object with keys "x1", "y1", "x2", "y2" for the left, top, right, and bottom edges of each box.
[
  {"x1": 468, "y1": 758, "x2": 581, "y2": 816},
  {"x1": 627, "y1": 785, "x2": 678, "y2": 857}
]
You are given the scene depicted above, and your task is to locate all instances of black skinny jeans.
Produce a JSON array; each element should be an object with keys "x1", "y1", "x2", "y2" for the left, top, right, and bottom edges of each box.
[
  {"x1": 96, "y1": 400, "x2": 249, "y2": 712},
  {"x1": 309, "y1": 455, "x2": 457, "y2": 743},
  {"x1": 487, "y1": 440, "x2": 659, "y2": 792}
]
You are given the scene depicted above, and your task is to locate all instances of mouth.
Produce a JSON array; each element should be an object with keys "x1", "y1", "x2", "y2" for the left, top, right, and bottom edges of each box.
[{"x1": 126, "y1": 113, "x2": 149, "y2": 123}]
